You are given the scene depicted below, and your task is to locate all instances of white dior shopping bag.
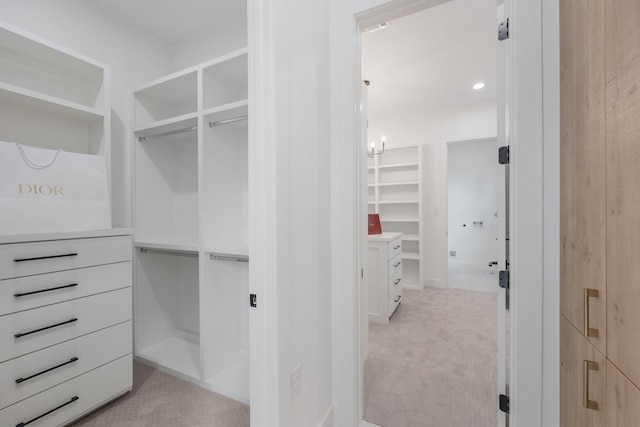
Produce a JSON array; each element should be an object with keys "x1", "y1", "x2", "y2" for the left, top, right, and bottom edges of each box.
[{"x1": 0, "y1": 141, "x2": 112, "y2": 235}]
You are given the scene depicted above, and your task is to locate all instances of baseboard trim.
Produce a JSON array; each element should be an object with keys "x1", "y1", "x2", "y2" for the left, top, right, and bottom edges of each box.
[
  {"x1": 362, "y1": 421, "x2": 382, "y2": 427},
  {"x1": 317, "y1": 405, "x2": 334, "y2": 427},
  {"x1": 402, "y1": 284, "x2": 423, "y2": 290}
]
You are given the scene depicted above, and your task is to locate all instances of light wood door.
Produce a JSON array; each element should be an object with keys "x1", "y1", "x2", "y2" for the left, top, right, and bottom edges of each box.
[
  {"x1": 560, "y1": 317, "x2": 605, "y2": 427},
  {"x1": 605, "y1": 0, "x2": 640, "y2": 389},
  {"x1": 606, "y1": 361, "x2": 640, "y2": 426},
  {"x1": 560, "y1": 0, "x2": 607, "y2": 354}
]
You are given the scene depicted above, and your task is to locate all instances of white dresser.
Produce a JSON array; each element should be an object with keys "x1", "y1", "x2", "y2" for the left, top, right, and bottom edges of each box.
[
  {"x1": 368, "y1": 232, "x2": 403, "y2": 324},
  {"x1": 0, "y1": 229, "x2": 133, "y2": 427}
]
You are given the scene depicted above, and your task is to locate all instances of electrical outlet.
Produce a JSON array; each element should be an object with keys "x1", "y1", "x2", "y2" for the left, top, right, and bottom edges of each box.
[
  {"x1": 449, "y1": 250, "x2": 456, "y2": 257},
  {"x1": 291, "y1": 365, "x2": 302, "y2": 399}
]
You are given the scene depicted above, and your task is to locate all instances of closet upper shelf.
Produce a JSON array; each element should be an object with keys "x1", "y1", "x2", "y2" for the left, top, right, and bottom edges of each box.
[
  {"x1": 0, "y1": 82, "x2": 105, "y2": 121},
  {"x1": 202, "y1": 48, "x2": 248, "y2": 111},
  {"x1": 134, "y1": 70, "x2": 197, "y2": 129},
  {"x1": 134, "y1": 238, "x2": 199, "y2": 254}
]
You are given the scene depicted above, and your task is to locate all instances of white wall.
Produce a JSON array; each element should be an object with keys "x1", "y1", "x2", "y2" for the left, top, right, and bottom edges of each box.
[
  {"x1": 447, "y1": 138, "x2": 498, "y2": 270},
  {"x1": 170, "y1": 23, "x2": 248, "y2": 71},
  {"x1": 368, "y1": 99, "x2": 497, "y2": 149},
  {"x1": 0, "y1": 0, "x2": 173, "y2": 228}
]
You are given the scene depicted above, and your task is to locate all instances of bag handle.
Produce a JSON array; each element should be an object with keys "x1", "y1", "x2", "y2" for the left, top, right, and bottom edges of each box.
[{"x1": 14, "y1": 143, "x2": 61, "y2": 170}]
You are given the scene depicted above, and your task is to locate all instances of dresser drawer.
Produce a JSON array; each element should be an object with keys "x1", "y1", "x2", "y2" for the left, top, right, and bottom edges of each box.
[
  {"x1": 0, "y1": 262, "x2": 131, "y2": 316},
  {"x1": 0, "y1": 236, "x2": 132, "y2": 280},
  {"x1": 0, "y1": 354, "x2": 132, "y2": 427},
  {"x1": 0, "y1": 288, "x2": 131, "y2": 363},
  {"x1": 388, "y1": 254, "x2": 402, "y2": 279},
  {"x1": 388, "y1": 293, "x2": 402, "y2": 316},
  {"x1": 388, "y1": 238, "x2": 402, "y2": 260},
  {"x1": 0, "y1": 321, "x2": 131, "y2": 410},
  {"x1": 389, "y1": 271, "x2": 403, "y2": 298}
]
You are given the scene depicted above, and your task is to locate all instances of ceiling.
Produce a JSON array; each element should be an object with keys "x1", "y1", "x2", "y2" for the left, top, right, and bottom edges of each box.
[
  {"x1": 90, "y1": 0, "x2": 246, "y2": 43},
  {"x1": 362, "y1": 0, "x2": 497, "y2": 120}
]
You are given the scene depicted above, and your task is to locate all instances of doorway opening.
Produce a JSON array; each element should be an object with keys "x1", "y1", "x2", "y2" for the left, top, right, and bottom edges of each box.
[{"x1": 359, "y1": 1, "x2": 503, "y2": 426}]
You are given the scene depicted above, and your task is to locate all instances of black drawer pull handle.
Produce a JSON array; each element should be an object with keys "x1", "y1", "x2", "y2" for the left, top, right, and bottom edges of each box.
[
  {"x1": 15, "y1": 357, "x2": 79, "y2": 384},
  {"x1": 393, "y1": 262, "x2": 401, "y2": 267},
  {"x1": 14, "y1": 283, "x2": 78, "y2": 298},
  {"x1": 393, "y1": 245, "x2": 401, "y2": 250},
  {"x1": 14, "y1": 318, "x2": 78, "y2": 338},
  {"x1": 394, "y1": 295, "x2": 401, "y2": 303},
  {"x1": 16, "y1": 396, "x2": 79, "y2": 427},
  {"x1": 394, "y1": 278, "x2": 402, "y2": 285},
  {"x1": 14, "y1": 253, "x2": 78, "y2": 263}
]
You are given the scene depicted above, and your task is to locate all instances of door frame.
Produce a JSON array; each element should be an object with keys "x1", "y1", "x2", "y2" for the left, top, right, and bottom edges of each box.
[{"x1": 329, "y1": 1, "x2": 560, "y2": 426}]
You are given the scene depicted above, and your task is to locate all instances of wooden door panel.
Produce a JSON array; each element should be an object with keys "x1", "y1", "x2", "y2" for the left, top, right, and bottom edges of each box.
[
  {"x1": 605, "y1": 0, "x2": 640, "y2": 388},
  {"x1": 606, "y1": 361, "x2": 640, "y2": 426},
  {"x1": 560, "y1": 317, "x2": 605, "y2": 427},
  {"x1": 560, "y1": 0, "x2": 606, "y2": 353}
]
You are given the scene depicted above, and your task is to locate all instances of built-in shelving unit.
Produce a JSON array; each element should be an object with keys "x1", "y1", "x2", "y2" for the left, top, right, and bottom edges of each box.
[
  {"x1": 368, "y1": 146, "x2": 422, "y2": 289},
  {"x1": 132, "y1": 48, "x2": 250, "y2": 403},
  {"x1": 0, "y1": 22, "x2": 111, "y2": 189}
]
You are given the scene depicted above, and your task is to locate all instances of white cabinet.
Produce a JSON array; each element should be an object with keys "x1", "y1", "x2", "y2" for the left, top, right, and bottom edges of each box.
[
  {"x1": 132, "y1": 49, "x2": 250, "y2": 403},
  {"x1": 0, "y1": 229, "x2": 132, "y2": 427},
  {"x1": 0, "y1": 22, "x2": 111, "y2": 192},
  {"x1": 368, "y1": 146, "x2": 422, "y2": 289},
  {"x1": 368, "y1": 232, "x2": 403, "y2": 324}
]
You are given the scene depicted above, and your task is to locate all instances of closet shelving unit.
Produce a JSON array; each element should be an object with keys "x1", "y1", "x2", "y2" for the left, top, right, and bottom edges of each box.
[
  {"x1": 368, "y1": 145, "x2": 423, "y2": 289},
  {"x1": 0, "y1": 22, "x2": 111, "y2": 184},
  {"x1": 132, "y1": 48, "x2": 250, "y2": 403}
]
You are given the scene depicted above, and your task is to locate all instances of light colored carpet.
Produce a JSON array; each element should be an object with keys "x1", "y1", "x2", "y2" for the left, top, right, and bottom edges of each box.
[
  {"x1": 364, "y1": 288, "x2": 497, "y2": 427},
  {"x1": 69, "y1": 361, "x2": 250, "y2": 427},
  {"x1": 448, "y1": 267, "x2": 498, "y2": 293}
]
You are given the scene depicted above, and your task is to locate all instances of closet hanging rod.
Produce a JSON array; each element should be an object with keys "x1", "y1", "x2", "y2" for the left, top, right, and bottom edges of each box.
[
  {"x1": 209, "y1": 253, "x2": 249, "y2": 263},
  {"x1": 139, "y1": 247, "x2": 198, "y2": 258},
  {"x1": 208, "y1": 115, "x2": 248, "y2": 128},
  {"x1": 138, "y1": 126, "x2": 197, "y2": 142}
]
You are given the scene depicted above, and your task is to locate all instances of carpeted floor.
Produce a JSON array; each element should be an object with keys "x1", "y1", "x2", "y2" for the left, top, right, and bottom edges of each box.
[
  {"x1": 69, "y1": 362, "x2": 250, "y2": 427},
  {"x1": 363, "y1": 288, "x2": 497, "y2": 427}
]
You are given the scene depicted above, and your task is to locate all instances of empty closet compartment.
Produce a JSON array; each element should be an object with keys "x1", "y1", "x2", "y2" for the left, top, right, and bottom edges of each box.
[
  {"x1": 134, "y1": 70, "x2": 197, "y2": 129},
  {"x1": 203, "y1": 253, "x2": 249, "y2": 403},
  {"x1": 378, "y1": 202, "x2": 419, "y2": 222},
  {"x1": 202, "y1": 106, "x2": 248, "y2": 255},
  {"x1": 202, "y1": 50, "x2": 248, "y2": 111},
  {"x1": 134, "y1": 249, "x2": 200, "y2": 379},
  {"x1": 377, "y1": 182, "x2": 419, "y2": 202},
  {"x1": 377, "y1": 164, "x2": 419, "y2": 184},
  {"x1": 134, "y1": 124, "x2": 199, "y2": 247},
  {"x1": 0, "y1": 24, "x2": 108, "y2": 155},
  {"x1": 0, "y1": 26, "x2": 105, "y2": 110}
]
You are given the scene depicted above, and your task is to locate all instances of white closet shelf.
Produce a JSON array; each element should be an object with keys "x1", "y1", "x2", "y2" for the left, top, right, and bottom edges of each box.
[
  {"x1": 377, "y1": 200, "x2": 419, "y2": 205},
  {"x1": 134, "y1": 113, "x2": 198, "y2": 138},
  {"x1": 380, "y1": 218, "x2": 419, "y2": 223},
  {"x1": 378, "y1": 181, "x2": 419, "y2": 187},
  {"x1": 203, "y1": 100, "x2": 248, "y2": 123},
  {"x1": 0, "y1": 82, "x2": 104, "y2": 121},
  {"x1": 402, "y1": 234, "x2": 420, "y2": 241},
  {"x1": 377, "y1": 162, "x2": 419, "y2": 169},
  {"x1": 134, "y1": 238, "x2": 199, "y2": 253},
  {"x1": 402, "y1": 252, "x2": 420, "y2": 260}
]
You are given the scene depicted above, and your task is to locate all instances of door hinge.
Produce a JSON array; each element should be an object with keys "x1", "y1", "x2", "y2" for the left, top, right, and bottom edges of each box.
[
  {"x1": 361, "y1": 268, "x2": 364, "y2": 278},
  {"x1": 498, "y1": 18, "x2": 509, "y2": 41},
  {"x1": 499, "y1": 146, "x2": 510, "y2": 165},
  {"x1": 499, "y1": 270, "x2": 510, "y2": 289},
  {"x1": 499, "y1": 394, "x2": 510, "y2": 414},
  {"x1": 250, "y1": 293, "x2": 257, "y2": 308}
]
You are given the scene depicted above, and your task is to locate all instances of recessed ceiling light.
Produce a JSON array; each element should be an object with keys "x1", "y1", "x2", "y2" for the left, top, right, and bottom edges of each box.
[{"x1": 473, "y1": 82, "x2": 486, "y2": 90}]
